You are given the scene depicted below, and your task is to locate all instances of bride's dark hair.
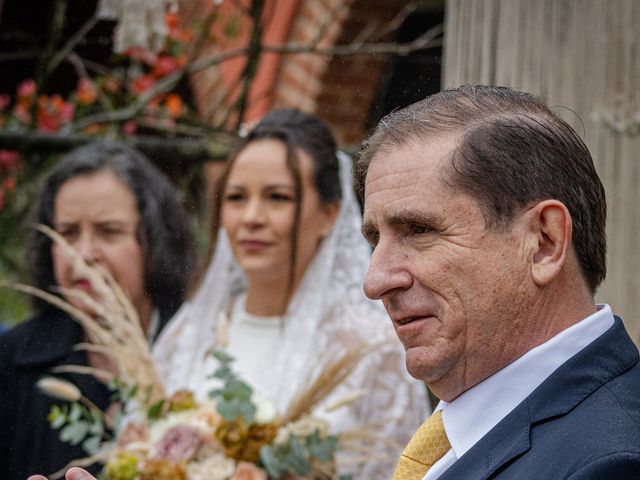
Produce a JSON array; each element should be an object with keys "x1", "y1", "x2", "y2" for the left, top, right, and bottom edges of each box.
[{"x1": 200, "y1": 109, "x2": 342, "y2": 304}]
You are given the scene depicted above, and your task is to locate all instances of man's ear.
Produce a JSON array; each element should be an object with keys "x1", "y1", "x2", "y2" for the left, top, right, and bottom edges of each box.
[{"x1": 528, "y1": 199, "x2": 572, "y2": 287}]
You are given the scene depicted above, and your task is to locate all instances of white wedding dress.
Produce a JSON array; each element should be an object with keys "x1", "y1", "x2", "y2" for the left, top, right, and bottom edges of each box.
[{"x1": 153, "y1": 153, "x2": 429, "y2": 478}]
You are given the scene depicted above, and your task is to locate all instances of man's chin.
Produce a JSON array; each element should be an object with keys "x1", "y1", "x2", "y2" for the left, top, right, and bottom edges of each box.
[{"x1": 405, "y1": 348, "x2": 451, "y2": 385}]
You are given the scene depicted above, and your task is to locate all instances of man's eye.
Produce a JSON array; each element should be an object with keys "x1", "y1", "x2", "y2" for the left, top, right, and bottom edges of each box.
[
  {"x1": 410, "y1": 224, "x2": 432, "y2": 235},
  {"x1": 365, "y1": 233, "x2": 379, "y2": 249}
]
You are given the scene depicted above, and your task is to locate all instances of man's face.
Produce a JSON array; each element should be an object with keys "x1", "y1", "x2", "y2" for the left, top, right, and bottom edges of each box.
[{"x1": 362, "y1": 138, "x2": 532, "y2": 400}]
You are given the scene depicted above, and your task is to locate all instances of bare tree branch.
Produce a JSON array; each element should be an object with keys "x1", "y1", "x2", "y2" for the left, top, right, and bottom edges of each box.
[
  {"x1": 32, "y1": 0, "x2": 67, "y2": 125},
  {"x1": 265, "y1": 22, "x2": 443, "y2": 57},
  {"x1": 66, "y1": 52, "x2": 90, "y2": 79},
  {"x1": 204, "y1": 67, "x2": 245, "y2": 127},
  {"x1": 371, "y1": 2, "x2": 420, "y2": 41},
  {"x1": 48, "y1": 14, "x2": 100, "y2": 75},
  {"x1": 0, "y1": 130, "x2": 229, "y2": 163},
  {"x1": 233, "y1": 0, "x2": 266, "y2": 130},
  {"x1": 62, "y1": 21, "x2": 442, "y2": 133},
  {"x1": 309, "y1": 0, "x2": 354, "y2": 48}
]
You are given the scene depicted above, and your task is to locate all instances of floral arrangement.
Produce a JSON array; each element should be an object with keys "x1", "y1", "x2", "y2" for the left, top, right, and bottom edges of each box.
[
  {"x1": 40, "y1": 349, "x2": 355, "y2": 480},
  {"x1": 20, "y1": 226, "x2": 379, "y2": 480}
]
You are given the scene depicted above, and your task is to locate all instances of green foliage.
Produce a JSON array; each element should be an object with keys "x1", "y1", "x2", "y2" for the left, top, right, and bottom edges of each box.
[
  {"x1": 259, "y1": 430, "x2": 340, "y2": 478},
  {"x1": 0, "y1": 153, "x2": 64, "y2": 326},
  {"x1": 147, "y1": 398, "x2": 165, "y2": 420},
  {"x1": 208, "y1": 350, "x2": 256, "y2": 424},
  {"x1": 47, "y1": 401, "x2": 106, "y2": 455},
  {"x1": 107, "y1": 378, "x2": 139, "y2": 403}
]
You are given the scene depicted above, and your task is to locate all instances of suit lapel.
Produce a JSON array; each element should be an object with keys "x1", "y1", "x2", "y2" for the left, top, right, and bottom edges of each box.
[
  {"x1": 438, "y1": 405, "x2": 531, "y2": 480},
  {"x1": 438, "y1": 317, "x2": 638, "y2": 480}
]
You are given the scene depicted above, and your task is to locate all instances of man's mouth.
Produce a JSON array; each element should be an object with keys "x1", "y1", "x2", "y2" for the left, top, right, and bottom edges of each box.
[{"x1": 397, "y1": 316, "x2": 420, "y2": 325}]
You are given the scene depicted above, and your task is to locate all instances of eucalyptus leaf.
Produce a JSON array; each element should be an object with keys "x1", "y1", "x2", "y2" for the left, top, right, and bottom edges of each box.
[
  {"x1": 260, "y1": 445, "x2": 284, "y2": 478},
  {"x1": 208, "y1": 388, "x2": 224, "y2": 398},
  {"x1": 212, "y1": 350, "x2": 234, "y2": 364},
  {"x1": 69, "y1": 402, "x2": 83, "y2": 422},
  {"x1": 226, "y1": 379, "x2": 252, "y2": 398},
  {"x1": 82, "y1": 435, "x2": 102, "y2": 455},
  {"x1": 288, "y1": 436, "x2": 311, "y2": 474},
  {"x1": 217, "y1": 400, "x2": 240, "y2": 420},
  {"x1": 213, "y1": 366, "x2": 232, "y2": 380},
  {"x1": 238, "y1": 400, "x2": 256, "y2": 424},
  {"x1": 308, "y1": 433, "x2": 339, "y2": 462},
  {"x1": 51, "y1": 413, "x2": 67, "y2": 429},
  {"x1": 48, "y1": 405, "x2": 67, "y2": 429},
  {"x1": 88, "y1": 414, "x2": 104, "y2": 436},
  {"x1": 288, "y1": 452, "x2": 311, "y2": 475},
  {"x1": 60, "y1": 421, "x2": 89, "y2": 445}
]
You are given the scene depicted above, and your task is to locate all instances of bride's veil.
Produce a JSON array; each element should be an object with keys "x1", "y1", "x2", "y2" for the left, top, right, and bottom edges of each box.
[{"x1": 154, "y1": 151, "x2": 386, "y2": 401}]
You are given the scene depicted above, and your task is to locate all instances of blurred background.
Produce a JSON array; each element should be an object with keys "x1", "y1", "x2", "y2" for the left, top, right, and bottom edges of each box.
[{"x1": 0, "y1": 0, "x2": 638, "y2": 339}]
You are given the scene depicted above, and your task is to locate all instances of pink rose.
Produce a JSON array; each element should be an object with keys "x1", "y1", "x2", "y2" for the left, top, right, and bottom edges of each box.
[
  {"x1": 230, "y1": 461, "x2": 268, "y2": 480},
  {"x1": 153, "y1": 425, "x2": 201, "y2": 463}
]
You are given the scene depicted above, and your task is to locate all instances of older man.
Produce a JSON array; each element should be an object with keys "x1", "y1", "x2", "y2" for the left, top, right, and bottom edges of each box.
[{"x1": 358, "y1": 85, "x2": 640, "y2": 479}]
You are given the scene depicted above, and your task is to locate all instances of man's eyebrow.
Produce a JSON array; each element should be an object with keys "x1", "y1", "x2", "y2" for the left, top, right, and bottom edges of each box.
[{"x1": 386, "y1": 209, "x2": 439, "y2": 227}]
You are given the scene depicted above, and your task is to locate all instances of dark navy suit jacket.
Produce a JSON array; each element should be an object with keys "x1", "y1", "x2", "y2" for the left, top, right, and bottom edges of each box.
[{"x1": 438, "y1": 317, "x2": 640, "y2": 479}]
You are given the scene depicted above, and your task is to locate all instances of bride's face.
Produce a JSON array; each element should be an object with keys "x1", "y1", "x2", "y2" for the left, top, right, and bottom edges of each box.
[{"x1": 221, "y1": 139, "x2": 338, "y2": 285}]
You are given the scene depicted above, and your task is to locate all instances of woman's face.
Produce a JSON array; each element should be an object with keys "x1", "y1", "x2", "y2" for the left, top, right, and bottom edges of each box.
[
  {"x1": 221, "y1": 139, "x2": 338, "y2": 287},
  {"x1": 51, "y1": 169, "x2": 152, "y2": 320}
]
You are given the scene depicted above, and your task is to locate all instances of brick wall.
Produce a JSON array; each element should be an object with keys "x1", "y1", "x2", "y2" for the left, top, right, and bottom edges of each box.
[
  {"x1": 272, "y1": 0, "x2": 411, "y2": 146},
  {"x1": 182, "y1": 0, "x2": 411, "y2": 146}
]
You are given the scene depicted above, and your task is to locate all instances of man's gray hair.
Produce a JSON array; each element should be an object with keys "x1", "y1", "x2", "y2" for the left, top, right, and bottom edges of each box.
[{"x1": 357, "y1": 85, "x2": 607, "y2": 292}]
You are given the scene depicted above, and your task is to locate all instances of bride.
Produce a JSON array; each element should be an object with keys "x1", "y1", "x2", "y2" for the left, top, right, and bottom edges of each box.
[{"x1": 154, "y1": 109, "x2": 428, "y2": 477}]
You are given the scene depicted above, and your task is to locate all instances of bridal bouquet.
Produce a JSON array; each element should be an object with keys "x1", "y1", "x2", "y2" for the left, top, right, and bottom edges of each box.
[
  {"x1": 23, "y1": 226, "x2": 376, "y2": 480},
  {"x1": 41, "y1": 349, "x2": 354, "y2": 480}
]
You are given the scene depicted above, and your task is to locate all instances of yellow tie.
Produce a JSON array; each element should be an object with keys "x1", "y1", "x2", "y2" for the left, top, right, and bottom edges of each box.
[{"x1": 392, "y1": 410, "x2": 451, "y2": 480}]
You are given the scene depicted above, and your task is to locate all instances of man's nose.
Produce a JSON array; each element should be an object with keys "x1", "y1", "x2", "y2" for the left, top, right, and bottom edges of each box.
[{"x1": 363, "y1": 240, "x2": 413, "y2": 300}]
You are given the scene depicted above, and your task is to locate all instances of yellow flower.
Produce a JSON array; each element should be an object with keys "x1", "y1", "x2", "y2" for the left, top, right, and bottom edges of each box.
[
  {"x1": 215, "y1": 419, "x2": 279, "y2": 462},
  {"x1": 168, "y1": 390, "x2": 197, "y2": 412},
  {"x1": 215, "y1": 418, "x2": 250, "y2": 458},
  {"x1": 36, "y1": 376, "x2": 81, "y2": 402},
  {"x1": 139, "y1": 459, "x2": 187, "y2": 480},
  {"x1": 106, "y1": 452, "x2": 139, "y2": 480}
]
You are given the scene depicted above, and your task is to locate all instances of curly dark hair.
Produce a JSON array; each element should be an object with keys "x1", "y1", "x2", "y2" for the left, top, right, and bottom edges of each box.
[{"x1": 26, "y1": 141, "x2": 196, "y2": 328}]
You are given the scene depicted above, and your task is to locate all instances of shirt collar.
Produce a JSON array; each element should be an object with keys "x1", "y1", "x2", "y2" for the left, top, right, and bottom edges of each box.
[{"x1": 438, "y1": 304, "x2": 614, "y2": 459}]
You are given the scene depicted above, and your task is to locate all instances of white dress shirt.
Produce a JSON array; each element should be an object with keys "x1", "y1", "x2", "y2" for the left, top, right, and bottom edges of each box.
[{"x1": 422, "y1": 304, "x2": 615, "y2": 480}]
